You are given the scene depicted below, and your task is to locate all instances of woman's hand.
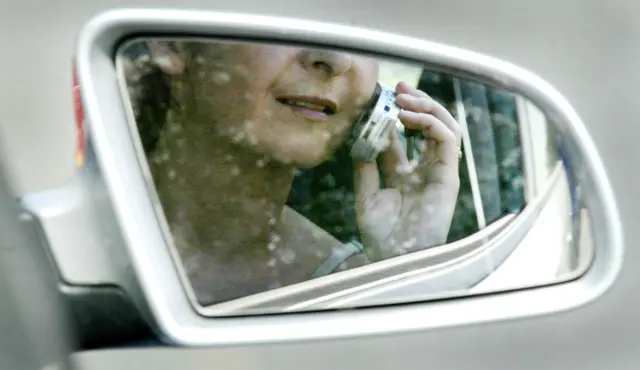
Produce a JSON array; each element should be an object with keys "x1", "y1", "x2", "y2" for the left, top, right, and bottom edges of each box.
[{"x1": 354, "y1": 81, "x2": 462, "y2": 262}]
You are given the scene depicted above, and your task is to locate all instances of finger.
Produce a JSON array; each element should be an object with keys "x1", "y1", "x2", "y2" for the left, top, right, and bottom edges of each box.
[
  {"x1": 424, "y1": 138, "x2": 439, "y2": 165},
  {"x1": 395, "y1": 81, "x2": 427, "y2": 137},
  {"x1": 396, "y1": 80, "x2": 429, "y2": 98},
  {"x1": 396, "y1": 93, "x2": 461, "y2": 145},
  {"x1": 398, "y1": 110, "x2": 459, "y2": 165},
  {"x1": 398, "y1": 110, "x2": 456, "y2": 144},
  {"x1": 378, "y1": 128, "x2": 411, "y2": 188},
  {"x1": 396, "y1": 93, "x2": 462, "y2": 147}
]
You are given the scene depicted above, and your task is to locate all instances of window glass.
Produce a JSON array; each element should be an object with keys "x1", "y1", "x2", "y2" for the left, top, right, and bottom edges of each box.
[
  {"x1": 117, "y1": 37, "x2": 575, "y2": 314},
  {"x1": 417, "y1": 71, "x2": 526, "y2": 242}
]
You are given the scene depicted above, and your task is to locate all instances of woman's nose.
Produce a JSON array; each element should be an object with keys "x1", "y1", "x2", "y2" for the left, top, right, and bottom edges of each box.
[{"x1": 299, "y1": 49, "x2": 353, "y2": 79}]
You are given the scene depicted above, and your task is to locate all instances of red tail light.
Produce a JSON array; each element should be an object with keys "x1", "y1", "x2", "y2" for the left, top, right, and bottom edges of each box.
[{"x1": 72, "y1": 60, "x2": 86, "y2": 168}]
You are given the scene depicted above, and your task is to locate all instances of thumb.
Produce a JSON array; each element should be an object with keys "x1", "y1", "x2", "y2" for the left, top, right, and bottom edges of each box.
[{"x1": 353, "y1": 160, "x2": 380, "y2": 214}]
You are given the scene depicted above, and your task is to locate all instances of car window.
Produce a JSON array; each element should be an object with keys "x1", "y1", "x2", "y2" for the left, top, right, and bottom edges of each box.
[
  {"x1": 116, "y1": 37, "x2": 576, "y2": 314},
  {"x1": 420, "y1": 71, "x2": 527, "y2": 242}
]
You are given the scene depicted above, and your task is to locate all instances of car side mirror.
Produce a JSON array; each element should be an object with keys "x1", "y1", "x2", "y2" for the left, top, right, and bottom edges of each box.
[{"x1": 19, "y1": 8, "x2": 621, "y2": 347}]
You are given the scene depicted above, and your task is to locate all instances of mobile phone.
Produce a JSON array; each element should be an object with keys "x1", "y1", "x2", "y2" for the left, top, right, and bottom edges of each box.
[{"x1": 350, "y1": 81, "x2": 421, "y2": 162}]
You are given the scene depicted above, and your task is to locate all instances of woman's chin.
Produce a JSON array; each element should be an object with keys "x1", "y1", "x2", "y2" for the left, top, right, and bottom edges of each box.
[
  {"x1": 273, "y1": 151, "x2": 330, "y2": 169},
  {"x1": 294, "y1": 156, "x2": 333, "y2": 169}
]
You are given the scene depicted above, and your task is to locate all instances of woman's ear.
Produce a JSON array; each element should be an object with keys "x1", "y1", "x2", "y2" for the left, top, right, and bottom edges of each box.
[{"x1": 146, "y1": 40, "x2": 185, "y2": 75}]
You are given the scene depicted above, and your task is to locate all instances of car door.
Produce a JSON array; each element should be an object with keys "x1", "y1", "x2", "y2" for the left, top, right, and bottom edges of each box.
[{"x1": 1, "y1": 1, "x2": 639, "y2": 370}]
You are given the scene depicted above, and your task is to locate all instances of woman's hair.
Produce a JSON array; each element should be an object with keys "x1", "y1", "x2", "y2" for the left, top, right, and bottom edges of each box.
[
  {"x1": 123, "y1": 42, "x2": 360, "y2": 243},
  {"x1": 121, "y1": 42, "x2": 176, "y2": 154}
]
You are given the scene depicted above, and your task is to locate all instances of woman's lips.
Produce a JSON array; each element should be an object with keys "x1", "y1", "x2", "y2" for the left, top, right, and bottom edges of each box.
[
  {"x1": 286, "y1": 105, "x2": 330, "y2": 121},
  {"x1": 276, "y1": 97, "x2": 337, "y2": 122}
]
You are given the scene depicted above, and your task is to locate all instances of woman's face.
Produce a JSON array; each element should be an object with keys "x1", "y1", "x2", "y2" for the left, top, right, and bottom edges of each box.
[{"x1": 175, "y1": 42, "x2": 379, "y2": 167}]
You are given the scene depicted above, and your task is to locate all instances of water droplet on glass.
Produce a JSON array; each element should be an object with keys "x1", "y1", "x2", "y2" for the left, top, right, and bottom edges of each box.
[
  {"x1": 168, "y1": 169, "x2": 176, "y2": 180},
  {"x1": 565, "y1": 233, "x2": 573, "y2": 243},
  {"x1": 232, "y1": 131, "x2": 245, "y2": 143},
  {"x1": 41, "y1": 362, "x2": 63, "y2": 370},
  {"x1": 212, "y1": 239, "x2": 226, "y2": 248},
  {"x1": 393, "y1": 247, "x2": 409, "y2": 256},
  {"x1": 154, "y1": 55, "x2": 175, "y2": 71},
  {"x1": 423, "y1": 204, "x2": 437, "y2": 215},
  {"x1": 234, "y1": 64, "x2": 250, "y2": 77},
  {"x1": 331, "y1": 126, "x2": 344, "y2": 135},
  {"x1": 278, "y1": 155, "x2": 293, "y2": 165},
  {"x1": 395, "y1": 162, "x2": 412, "y2": 175},
  {"x1": 230, "y1": 166, "x2": 240, "y2": 177},
  {"x1": 409, "y1": 173, "x2": 421, "y2": 185},
  {"x1": 322, "y1": 174, "x2": 336, "y2": 187},
  {"x1": 267, "y1": 258, "x2": 277, "y2": 268},
  {"x1": 270, "y1": 233, "x2": 281, "y2": 244},
  {"x1": 212, "y1": 71, "x2": 231, "y2": 85},
  {"x1": 18, "y1": 212, "x2": 33, "y2": 221},
  {"x1": 249, "y1": 224, "x2": 262, "y2": 237},
  {"x1": 311, "y1": 229, "x2": 325, "y2": 240},
  {"x1": 195, "y1": 55, "x2": 205, "y2": 64},
  {"x1": 401, "y1": 238, "x2": 417, "y2": 250},
  {"x1": 169, "y1": 123, "x2": 182, "y2": 133},
  {"x1": 409, "y1": 212, "x2": 419, "y2": 222},
  {"x1": 267, "y1": 242, "x2": 277, "y2": 251},
  {"x1": 279, "y1": 249, "x2": 296, "y2": 264},
  {"x1": 248, "y1": 134, "x2": 258, "y2": 146},
  {"x1": 268, "y1": 217, "x2": 277, "y2": 226}
]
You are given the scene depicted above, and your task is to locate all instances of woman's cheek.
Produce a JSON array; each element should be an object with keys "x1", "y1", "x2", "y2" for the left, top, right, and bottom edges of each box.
[{"x1": 304, "y1": 125, "x2": 350, "y2": 165}]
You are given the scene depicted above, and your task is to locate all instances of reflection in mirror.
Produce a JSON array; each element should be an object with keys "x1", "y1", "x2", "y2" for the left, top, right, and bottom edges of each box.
[{"x1": 116, "y1": 38, "x2": 591, "y2": 316}]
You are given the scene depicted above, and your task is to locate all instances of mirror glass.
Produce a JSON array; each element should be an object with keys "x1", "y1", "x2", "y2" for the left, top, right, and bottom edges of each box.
[{"x1": 115, "y1": 37, "x2": 592, "y2": 316}]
